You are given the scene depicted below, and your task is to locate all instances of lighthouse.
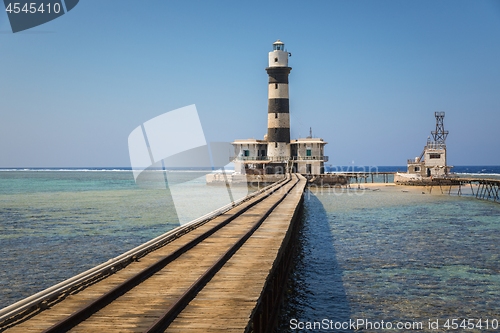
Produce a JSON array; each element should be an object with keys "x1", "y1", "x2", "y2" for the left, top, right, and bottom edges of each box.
[
  {"x1": 266, "y1": 40, "x2": 291, "y2": 160},
  {"x1": 229, "y1": 40, "x2": 328, "y2": 177}
]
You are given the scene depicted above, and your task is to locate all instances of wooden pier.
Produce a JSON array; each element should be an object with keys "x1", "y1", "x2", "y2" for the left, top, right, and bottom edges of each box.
[
  {"x1": 309, "y1": 172, "x2": 394, "y2": 185},
  {"x1": 342, "y1": 172, "x2": 394, "y2": 184},
  {"x1": 0, "y1": 174, "x2": 307, "y2": 332},
  {"x1": 428, "y1": 177, "x2": 500, "y2": 203},
  {"x1": 396, "y1": 176, "x2": 500, "y2": 203}
]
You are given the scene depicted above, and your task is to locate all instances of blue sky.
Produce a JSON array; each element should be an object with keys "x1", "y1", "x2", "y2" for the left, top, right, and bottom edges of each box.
[{"x1": 1, "y1": 0, "x2": 499, "y2": 167}]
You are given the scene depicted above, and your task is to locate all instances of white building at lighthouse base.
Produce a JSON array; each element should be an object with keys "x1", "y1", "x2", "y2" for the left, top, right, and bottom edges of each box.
[{"x1": 231, "y1": 136, "x2": 328, "y2": 176}]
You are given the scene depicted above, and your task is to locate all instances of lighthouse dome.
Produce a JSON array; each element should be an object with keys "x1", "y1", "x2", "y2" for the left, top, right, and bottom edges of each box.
[
  {"x1": 273, "y1": 40, "x2": 285, "y2": 51},
  {"x1": 269, "y1": 39, "x2": 289, "y2": 67}
]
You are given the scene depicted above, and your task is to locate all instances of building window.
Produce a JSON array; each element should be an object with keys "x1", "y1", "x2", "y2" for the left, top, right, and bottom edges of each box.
[
  {"x1": 243, "y1": 150, "x2": 249, "y2": 157},
  {"x1": 429, "y1": 153, "x2": 441, "y2": 159},
  {"x1": 275, "y1": 113, "x2": 278, "y2": 118},
  {"x1": 306, "y1": 149, "x2": 311, "y2": 157},
  {"x1": 275, "y1": 142, "x2": 277, "y2": 148},
  {"x1": 415, "y1": 166, "x2": 420, "y2": 172},
  {"x1": 275, "y1": 83, "x2": 278, "y2": 89},
  {"x1": 274, "y1": 128, "x2": 277, "y2": 133},
  {"x1": 274, "y1": 57, "x2": 278, "y2": 62}
]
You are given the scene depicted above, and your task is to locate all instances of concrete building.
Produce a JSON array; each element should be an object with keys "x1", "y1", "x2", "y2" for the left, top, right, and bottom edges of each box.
[
  {"x1": 396, "y1": 112, "x2": 452, "y2": 182},
  {"x1": 290, "y1": 133, "x2": 328, "y2": 175},
  {"x1": 232, "y1": 40, "x2": 328, "y2": 176}
]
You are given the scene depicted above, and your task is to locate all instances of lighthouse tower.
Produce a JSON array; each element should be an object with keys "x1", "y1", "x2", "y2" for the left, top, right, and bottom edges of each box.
[
  {"x1": 229, "y1": 40, "x2": 328, "y2": 177},
  {"x1": 266, "y1": 40, "x2": 291, "y2": 160}
]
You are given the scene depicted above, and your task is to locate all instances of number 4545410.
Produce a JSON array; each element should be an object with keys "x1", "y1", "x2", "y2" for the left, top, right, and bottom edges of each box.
[
  {"x1": 443, "y1": 319, "x2": 499, "y2": 330},
  {"x1": 5, "y1": 2, "x2": 62, "y2": 14}
]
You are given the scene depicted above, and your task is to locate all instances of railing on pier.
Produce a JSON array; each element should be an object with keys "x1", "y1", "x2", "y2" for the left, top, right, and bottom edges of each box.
[
  {"x1": 327, "y1": 172, "x2": 395, "y2": 184},
  {"x1": 231, "y1": 155, "x2": 329, "y2": 162}
]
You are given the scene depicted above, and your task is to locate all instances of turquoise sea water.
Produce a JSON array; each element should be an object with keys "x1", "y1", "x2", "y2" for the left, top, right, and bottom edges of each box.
[
  {"x1": 279, "y1": 185, "x2": 500, "y2": 332},
  {"x1": 0, "y1": 171, "x2": 177, "y2": 307},
  {"x1": 1, "y1": 168, "x2": 500, "y2": 332},
  {"x1": 0, "y1": 169, "x2": 250, "y2": 308}
]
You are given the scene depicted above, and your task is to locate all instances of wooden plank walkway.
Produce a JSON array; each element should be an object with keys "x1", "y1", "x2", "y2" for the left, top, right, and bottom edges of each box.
[
  {"x1": 1, "y1": 174, "x2": 306, "y2": 332},
  {"x1": 167, "y1": 176, "x2": 305, "y2": 332},
  {"x1": 395, "y1": 176, "x2": 500, "y2": 203}
]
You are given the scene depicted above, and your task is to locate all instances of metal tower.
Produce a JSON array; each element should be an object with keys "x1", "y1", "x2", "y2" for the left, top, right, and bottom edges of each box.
[{"x1": 431, "y1": 112, "x2": 448, "y2": 144}]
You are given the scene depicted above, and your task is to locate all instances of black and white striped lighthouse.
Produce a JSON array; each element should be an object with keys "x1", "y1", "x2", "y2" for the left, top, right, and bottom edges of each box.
[{"x1": 266, "y1": 40, "x2": 291, "y2": 159}]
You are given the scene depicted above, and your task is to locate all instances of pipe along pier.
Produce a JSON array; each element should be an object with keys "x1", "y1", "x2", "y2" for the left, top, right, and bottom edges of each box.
[{"x1": 0, "y1": 174, "x2": 306, "y2": 332}]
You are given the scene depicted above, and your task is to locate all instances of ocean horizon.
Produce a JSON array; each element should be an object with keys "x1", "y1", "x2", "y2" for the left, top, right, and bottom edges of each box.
[{"x1": 1, "y1": 165, "x2": 500, "y2": 174}]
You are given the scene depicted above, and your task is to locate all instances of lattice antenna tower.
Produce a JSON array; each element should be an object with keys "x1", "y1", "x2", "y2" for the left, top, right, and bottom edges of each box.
[{"x1": 431, "y1": 112, "x2": 448, "y2": 144}]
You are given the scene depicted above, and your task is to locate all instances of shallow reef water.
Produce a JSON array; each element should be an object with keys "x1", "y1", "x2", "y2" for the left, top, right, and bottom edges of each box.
[{"x1": 279, "y1": 186, "x2": 500, "y2": 332}]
